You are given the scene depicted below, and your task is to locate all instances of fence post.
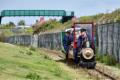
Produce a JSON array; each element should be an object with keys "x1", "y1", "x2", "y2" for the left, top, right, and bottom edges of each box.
[
  {"x1": 32, "y1": 34, "x2": 38, "y2": 48},
  {"x1": 118, "y1": 22, "x2": 120, "y2": 62}
]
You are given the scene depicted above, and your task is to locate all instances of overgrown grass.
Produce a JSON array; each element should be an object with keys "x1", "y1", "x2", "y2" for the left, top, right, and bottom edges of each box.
[
  {"x1": 96, "y1": 53, "x2": 117, "y2": 66},
  {"x1": 0, "y1": 42, "x2": 73, "y2": 80},
  {"x1": 29, "y1": 46, "x2": 36, "y2": 51},
  {"x1": 25, "y1": 72, "x2": 41, "y2": 80},
  {"x1": 96, "y1": 48, "x2": 120, "y2": 67}
]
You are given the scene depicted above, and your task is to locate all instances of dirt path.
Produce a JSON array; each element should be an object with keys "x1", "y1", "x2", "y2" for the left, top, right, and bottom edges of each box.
[{"x1": 39, "y1": 48, "x2": 96, "y2": 80}]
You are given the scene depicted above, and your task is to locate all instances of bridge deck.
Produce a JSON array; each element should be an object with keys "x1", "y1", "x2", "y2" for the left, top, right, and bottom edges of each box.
[{"x1": 1, "y1": 10, "x2": 74, "y2": 17}]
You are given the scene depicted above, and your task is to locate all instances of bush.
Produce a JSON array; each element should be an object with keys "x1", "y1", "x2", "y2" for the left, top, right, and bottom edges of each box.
[
  {"x1": 44, "y1": 55, "x2": 51, "y2": 60},
  {"x1": 103, "y1": 54, "x2": 117, "y2": 66},
  {"x1": 95, "y1": 48, "x2": 117, "y2": 66},
  {"x1": 116, "y1": 64, "x2": 120, "y2": 69},
  {"x1": 19, "y1": 50, "x2": 24, "y2": 54},
  {"x1": 29, "y1": 46, "x2": 36, "y2": 51},
  {"x1": 95, "y1": 48, "x2": 103, "y2": 61},
  {"x1": 54, "y1": 68, "x2": 62, "y2": 77},
  {"x1": 26, "y1": 51, "x2": 33, "y2": 55},
  {"x1": 96, "y1": 53, "x2": 102, "y2": 61},
  {"x1": 25, "y1": 72, "x2": 41, "y2": 80},
  {"x1": 96, "y1": 53, "x2": 117, "y2": 66},
  {"x1": 0, "y1": 32, "x2": 6, "y2": 42}
]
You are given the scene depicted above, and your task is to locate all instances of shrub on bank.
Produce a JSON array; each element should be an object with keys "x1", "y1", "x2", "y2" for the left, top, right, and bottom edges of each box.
[
  {"x1": 29, "y1": 46, "x2": 36, "y2": 51},
  {"x1": 0, "y1": 32, "x2": 6, "y2": 42},
  {"x1": 96, "y1": 52, "x2": 117, "y2": 66},
  {"x1": 25, "y1": 72, "x2": 41, "y2": 80}
]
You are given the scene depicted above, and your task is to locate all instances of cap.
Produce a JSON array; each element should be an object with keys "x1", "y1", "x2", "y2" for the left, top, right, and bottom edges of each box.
[{"x1": 81, "y1": 29, "x2": 86, "y2": 32}]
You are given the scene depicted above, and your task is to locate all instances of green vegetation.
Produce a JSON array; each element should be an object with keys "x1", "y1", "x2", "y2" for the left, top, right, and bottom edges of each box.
[
  {"x1": 32, "y1": 19, "x2": 62, "y2": 33},
  {"x1": 18, "y1": 20, "x2": 26, "y2": 26},
  {"x1": 0, "y1": 42, "x2": 73, "y2": 80},
  {"x1": 32, "y1": 9, "x2": 120, "y2": 33},
  {"x1": 25, "y1": 27, "x2": 33, "y2": 34},
  {"x1": 96, "y1": 49, "x2": 120, "y2": 68},
  {"x1": 39, "y1": 19, "x2": 62, "y2": 31},
  {"x1": 0, "y1": 21, "x2": 33, "y2": 42},
  {"x1": 79, "y1": 13, "x2": 104, "y2": 23},
  {"x1": 25, "y1": 72, "x2": 41, "y2": 80},
  {"x1": 79, "y1": 9, "x2": 120, "y2": 23},
  {"x1": 96, "y1": 53, "x2": 117, "y2": 66},
  {"x1": 29, "y1": 46, "x2": 36, "y2": 51},
  {"x1": 0, "y1": 22, "x2": 15, "y2": 29},
  {"x1": 0, "y1": 22, "x2": 15, "y2": 38},
  {"x1": 0, "y1": 32, "x2": 6, "y2": 42}
]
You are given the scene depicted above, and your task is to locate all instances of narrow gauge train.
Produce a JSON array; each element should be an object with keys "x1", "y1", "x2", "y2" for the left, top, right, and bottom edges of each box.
[{"x1": 65, "y1": 22, "x2": 96, "y2": 69}]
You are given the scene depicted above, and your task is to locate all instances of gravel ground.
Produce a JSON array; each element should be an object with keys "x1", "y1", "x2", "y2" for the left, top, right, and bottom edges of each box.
[{"x1": 96, "y1": 63, "x2": 120, "y2": 80}]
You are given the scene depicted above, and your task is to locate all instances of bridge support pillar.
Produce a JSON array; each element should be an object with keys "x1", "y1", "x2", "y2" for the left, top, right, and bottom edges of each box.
[
  {"x1": 61, "y1": 16, "x2": 73, "y2": 23},
  {"x1": 0, "y1": 16, "x2": 2, "y2": 24}
]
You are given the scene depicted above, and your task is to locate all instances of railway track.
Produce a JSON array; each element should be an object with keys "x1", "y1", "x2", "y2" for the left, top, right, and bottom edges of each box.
[
  {"x1": 86, "y1": 68, "x2": 115, "y2": 80},
  {"x1": 40, "y1": 48, "x2": 118, "y2": 80},
  {"x1": 95, "y1": 68, "x2": 115, "y2": 80}
]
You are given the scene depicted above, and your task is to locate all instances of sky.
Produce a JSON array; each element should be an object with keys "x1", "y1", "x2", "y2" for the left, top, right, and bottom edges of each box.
[{"x1": 0, "y1": 0, "x2": 120, "y2": 25}]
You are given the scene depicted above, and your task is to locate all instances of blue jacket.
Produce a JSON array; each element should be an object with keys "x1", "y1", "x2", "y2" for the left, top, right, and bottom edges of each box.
[{"x1": 63, "y1": 35, "x2": 73, "y2": 52}]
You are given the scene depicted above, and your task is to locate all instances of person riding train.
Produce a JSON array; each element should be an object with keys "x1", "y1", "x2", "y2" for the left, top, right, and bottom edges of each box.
[
  {"x1": 63, "y1": 30, "x2": 73, "y2": 62},
  {"x1": 77, "y1": 29, "x2": 91, "y2": 48},
  {"x1": 74, "y1": 28, "x2": 91, "y2": 64},
  {"x1": 63, "y1": 23, "x2": 96, "y2": 68}
]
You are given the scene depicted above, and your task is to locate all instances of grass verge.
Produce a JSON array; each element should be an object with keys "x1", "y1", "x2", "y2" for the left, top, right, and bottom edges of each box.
[{"x1": 0, "y1": 42, "x2": 73, "y2": 80}]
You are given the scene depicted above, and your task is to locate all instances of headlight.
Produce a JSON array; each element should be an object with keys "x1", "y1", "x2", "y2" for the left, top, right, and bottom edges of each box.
[{"x1": 81, "y1": 48, "x2": 94, "y2": 60}]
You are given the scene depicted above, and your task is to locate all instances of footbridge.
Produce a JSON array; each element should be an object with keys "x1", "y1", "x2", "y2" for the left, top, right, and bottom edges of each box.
[{"x1": 0, "y1": 10, "x2": 74, "y2": 24}]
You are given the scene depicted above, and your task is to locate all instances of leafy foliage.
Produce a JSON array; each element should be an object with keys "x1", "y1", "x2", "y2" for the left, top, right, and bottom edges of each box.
[
  {"x1": 0, "y1": 22, "x2": 15, "y2": 29},
  {"x1": 0, "y1": 32, "x2": 6, "y2": 42},
  {"x1": 25, "y1": 72, "x2": 41, "y2": 80},
  {"x1": 18, "y1": 20, "x2": 25, "y2": 26},
  {"x1": 33, "y1": 19, "x2": 62, "y2": 33},
  {"x1": 96, "y1": 53, "x2": 117, "y2": 66},
  {"x1": 26, "y1": 51, "x2": 33, "y2": 55},
  {"x1": 29, "y1": 46, "x2": 36, "y2": 51}
]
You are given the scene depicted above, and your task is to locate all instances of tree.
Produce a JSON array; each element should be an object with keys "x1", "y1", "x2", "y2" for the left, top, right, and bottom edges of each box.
[
  {"x1": 18, "y1": 20, "x2": 25, "y2": 26},
  {"x1": 9, "y1": 22, "x2": 15, "y2": 27},
  {"x1": 8, "y1": 22, "x2": 15, "y2": 29}
]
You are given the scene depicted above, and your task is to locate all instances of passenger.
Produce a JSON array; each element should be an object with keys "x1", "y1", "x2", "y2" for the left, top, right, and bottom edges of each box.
[
  {"x1": 63, "y1": 31, "x2": 73, "y2": 62},
  {"x1": 74, "y1": 29, "x2": 90, "y2": 65},
  {"x1": 77, "y1": 29, "x2": 90, "y2": 49}
]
